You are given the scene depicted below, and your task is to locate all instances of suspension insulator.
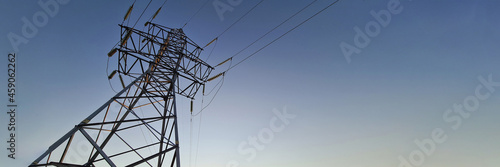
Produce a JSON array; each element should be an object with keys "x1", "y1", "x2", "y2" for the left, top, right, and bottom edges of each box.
[
  {"x1": 190, "y1": 100, "x2": 193, "y2": 113},
  {"x1": 207, "y1": 72, "x2": 225, "y2": 82},
  {"x1": 108, "y1": 70, "x2": 118, "y2": 80},
  {"x1": 202, "y1": 84, "x2": 205, "y2": 95},
  {"x1": 121, "y1": 30, "x2": 132, "y2": 46},
  {"x1": 216, "y1": 57, "x2": 232, "y2": 67},
  {"x1": 152, "y1": 7, "x2": 162, "y2": 20},
  {"x1": 108, "y1": 48, "x2": 118, "y2": 57},
  {"x1": 124, "y1": 5, "x2": 134, "y2": 21}
]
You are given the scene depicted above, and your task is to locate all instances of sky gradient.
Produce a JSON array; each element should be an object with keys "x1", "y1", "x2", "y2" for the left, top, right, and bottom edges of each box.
[{"x1": 1, "y1": 0, "x2": 500, "y2": 166}]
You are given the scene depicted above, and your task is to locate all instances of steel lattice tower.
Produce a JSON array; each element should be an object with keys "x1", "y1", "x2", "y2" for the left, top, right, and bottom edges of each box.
[{"x1": 30, "y1": 22, "x2": 214, "y2": 167}]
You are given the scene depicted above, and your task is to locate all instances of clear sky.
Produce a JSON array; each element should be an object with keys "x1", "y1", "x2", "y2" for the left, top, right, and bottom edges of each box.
[{"x1": 1, "y1": 0, "x2": 500, "y2": 166}]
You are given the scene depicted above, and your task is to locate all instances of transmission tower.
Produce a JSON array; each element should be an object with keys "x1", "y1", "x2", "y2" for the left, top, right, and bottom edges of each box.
[{"x1": 30, "y1": 21, "x2": 214, "y2": 167}]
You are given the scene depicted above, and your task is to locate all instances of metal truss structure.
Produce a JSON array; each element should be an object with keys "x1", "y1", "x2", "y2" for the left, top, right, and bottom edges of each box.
[{"x1": 30, "y1": 22, "x2": 214, "y2": 167}]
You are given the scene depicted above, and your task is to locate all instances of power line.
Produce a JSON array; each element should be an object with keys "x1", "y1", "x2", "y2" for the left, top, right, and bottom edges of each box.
[
  {"x1": 132, "y1": 0, "x2": 153, "y2": 28},
  {"x1": 182, "y1": 0, "x2": 211, "y2": 29},
  {"x1": 192, "y1": 0, "x2": 342, "y2": 116},
  {"x1": 160, "y1": 0, "x2": 168, "y2": 7},
  {"x1": 216, "y1": 0, "x2": 265, "y2": 39},
  {"x1": 225, "y1": 0, "x2": 320, "y2": 68},
  {"x1": 193, "y1": 110, "x2": 203, "y2": 167},
  {"x1": 226, "y1": 0, "x2": 342, "y2": 72}
]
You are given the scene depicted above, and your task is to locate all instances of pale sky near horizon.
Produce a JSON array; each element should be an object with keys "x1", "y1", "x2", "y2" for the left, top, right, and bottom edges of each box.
[{"x1": 1, "y1": 0, "x2": 500, "y2": 166}]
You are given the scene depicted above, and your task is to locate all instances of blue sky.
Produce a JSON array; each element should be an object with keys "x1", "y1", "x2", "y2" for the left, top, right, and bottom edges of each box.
[{"x1": 1, "y1": 0, "x2": 500, "y2": 166}]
